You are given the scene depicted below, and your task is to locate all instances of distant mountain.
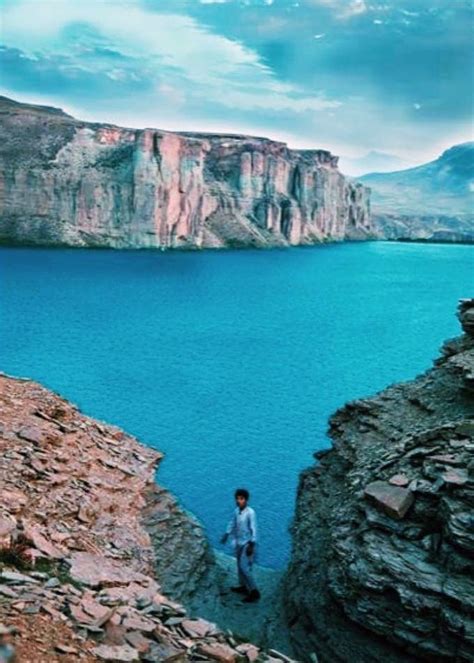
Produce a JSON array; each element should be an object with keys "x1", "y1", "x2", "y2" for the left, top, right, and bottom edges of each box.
[
  {"x1": 339, "y1": 150, "x2": 414, "y2": 176},
  {"x1": 360, "y1": 142, "x2": 474, "y2": 243}
]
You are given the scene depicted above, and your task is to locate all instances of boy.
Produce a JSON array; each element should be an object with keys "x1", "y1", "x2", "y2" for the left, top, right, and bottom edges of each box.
[{"x1": 220, "y1": 488, "x2": 260, "y2": 603}]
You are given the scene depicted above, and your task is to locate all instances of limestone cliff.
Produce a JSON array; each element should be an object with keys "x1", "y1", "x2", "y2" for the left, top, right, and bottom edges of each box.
[
  {"x1": 0, "y1": 96, "x2": 372, "y2": 248},
  {"x1": 285, "y1": 299, "x2": 474, "y2": 662}
]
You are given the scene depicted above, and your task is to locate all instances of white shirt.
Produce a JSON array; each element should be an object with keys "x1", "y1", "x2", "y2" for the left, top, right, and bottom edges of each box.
[{"x1": 226, "y1": 506, "x2": 258, "y2": 546}]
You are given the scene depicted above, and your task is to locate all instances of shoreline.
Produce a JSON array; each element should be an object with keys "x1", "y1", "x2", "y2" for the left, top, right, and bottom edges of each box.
[{"x1": 1, "y1": 237, "x2": 474, "y2": 254}]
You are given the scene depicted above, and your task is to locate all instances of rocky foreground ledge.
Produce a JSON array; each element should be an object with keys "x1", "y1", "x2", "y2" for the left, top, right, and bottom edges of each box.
[
  {"x1": 286, "y1": 299, "x2": 474, "y2": 662},
  {"x1": 0, "y1": 376, "x2": 291, "y2": 663}
]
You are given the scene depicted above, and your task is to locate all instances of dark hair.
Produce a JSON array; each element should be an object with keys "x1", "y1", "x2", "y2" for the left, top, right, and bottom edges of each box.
[{"x1": 235, "y1": 488, "x2": 249, "y2": 501}]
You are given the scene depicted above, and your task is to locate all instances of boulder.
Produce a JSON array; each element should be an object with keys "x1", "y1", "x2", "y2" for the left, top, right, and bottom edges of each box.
[
  {"x1": 181, "y1": 618, "x2": 214, "y2": 638},
  {"x1": 388, "y1": 474, "x2": 410, "y2": 487},
  {"x1": 68, "y1": 553, "x2": 148, "y2": 587},
  {"x1": 23, "y1": 521, "x2": 65, "y2": 559},
  {"x1": 0, "y1": 514, "x2": 17, "y2": 549},
  {"x1": 197, "y1": 643, "x2": 237, "y2": 663},
  {"x1": 92, "y1": 644, "x2": 139, "y2": 662},
  {"x1": 364, "y1": 481, "x2": 414, "y2": 519}
]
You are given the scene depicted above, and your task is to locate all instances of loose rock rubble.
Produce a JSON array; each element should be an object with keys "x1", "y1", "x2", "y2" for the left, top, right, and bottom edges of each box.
[
  {"x1": 286, "y1": 299, "x2": 474, "y2": 662},
  {"x1": 0, "y1": 375, "x2": 292, "y2": 662}
]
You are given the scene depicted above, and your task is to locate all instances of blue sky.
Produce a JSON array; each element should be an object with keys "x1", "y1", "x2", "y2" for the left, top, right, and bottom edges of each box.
[{"x1": 0, "y1": 0, "x2": 472, "y2": 164}]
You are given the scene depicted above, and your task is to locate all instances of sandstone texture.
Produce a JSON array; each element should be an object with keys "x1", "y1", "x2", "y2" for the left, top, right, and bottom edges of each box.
[
  {"x1": 0, "y1": 374, "x2": 292, "y2": 662},
  {"x1": 286, "y1": 299, "x2": 474, "y2": 662},
  {"x1": 0, "y1": 96, "x2": 372, "y2": 249}
]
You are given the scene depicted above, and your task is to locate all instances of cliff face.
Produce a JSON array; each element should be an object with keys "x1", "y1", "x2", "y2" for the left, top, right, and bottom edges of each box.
[
  {"x1": 0, "y1": 96, "x2": 372, "y2": 248},
  {"x1": 0, "y1": 373, "x2": 289, "y2": 663},
  {"x1": 286, "y1": 300, "x2": 474, "y2": 662}
]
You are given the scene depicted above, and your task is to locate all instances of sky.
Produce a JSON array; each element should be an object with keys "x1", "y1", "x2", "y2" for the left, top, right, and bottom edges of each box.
[{"x1": 0, "y1": 0, "x2": 472, "y2": 168}]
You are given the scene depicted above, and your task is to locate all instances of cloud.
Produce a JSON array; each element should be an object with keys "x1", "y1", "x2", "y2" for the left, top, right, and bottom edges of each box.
[
  {"x1": 338, "y1": 0, "x2": 367, "y2": 19},
  {"x1": 0, "y1": 0, "x2": 471, "y2": 160},
  {"x1": 0, "y1": 0, "x2": 339, "y2": 115},
  {"x1": 308, "y1": 0, "x2": 367, "y2": 19}
]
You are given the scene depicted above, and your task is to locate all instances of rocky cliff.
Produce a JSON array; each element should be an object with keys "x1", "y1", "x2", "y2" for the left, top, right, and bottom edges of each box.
[
  {"x1": 286, "y1": 299, "x2": 474, "y2": 662},
  {"x1": 0, "y1": 96, "x2": 372, "y2": 249},
  {"x1": 0, "y1": 373, "x2": 291, "y2": 662}
]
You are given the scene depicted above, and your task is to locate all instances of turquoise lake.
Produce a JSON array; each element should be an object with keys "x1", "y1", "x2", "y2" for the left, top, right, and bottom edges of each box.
[{"x1": 1, "y1": 241, "x2": 472, "y2": 567}]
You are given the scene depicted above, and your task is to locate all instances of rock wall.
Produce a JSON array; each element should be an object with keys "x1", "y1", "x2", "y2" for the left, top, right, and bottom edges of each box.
[
  {"x1": 0, "y1": 96, "x2": 372, "y2": 248},
  {"x1": 285, "y1": 299, "x2": 474, "y2": 662}
]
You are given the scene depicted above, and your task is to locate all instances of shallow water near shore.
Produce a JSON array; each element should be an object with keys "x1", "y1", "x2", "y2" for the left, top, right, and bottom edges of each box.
[{"x1": 1, "y1": 241, "x2": 472, "y2": 567}]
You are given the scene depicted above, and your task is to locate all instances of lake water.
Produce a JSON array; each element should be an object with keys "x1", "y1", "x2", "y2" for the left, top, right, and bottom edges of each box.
[{"x1": 1, "y1": 242, "x2": 472, "y2": 567}]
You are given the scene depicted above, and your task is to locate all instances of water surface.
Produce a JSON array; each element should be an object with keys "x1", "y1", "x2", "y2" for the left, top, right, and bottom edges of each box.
[{"x1": 1, "y1": 242, "x2": 472, "y2": 567}]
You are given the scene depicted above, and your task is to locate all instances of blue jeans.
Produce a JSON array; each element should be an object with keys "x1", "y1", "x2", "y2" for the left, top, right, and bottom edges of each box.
[{"x1": 236, "y1": 543, "x2": 258, "y2": 592}]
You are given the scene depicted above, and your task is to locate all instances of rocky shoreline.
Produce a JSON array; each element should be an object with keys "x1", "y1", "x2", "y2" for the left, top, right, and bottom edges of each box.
[
  {"x1": 286, "y1": 299, "x2": 474, "y2": 662},
  {"x1": 0, "y1": 374, "x2": 292, "y2": 662}
]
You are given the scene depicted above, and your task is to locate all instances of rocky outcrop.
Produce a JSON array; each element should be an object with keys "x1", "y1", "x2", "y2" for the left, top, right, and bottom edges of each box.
[
  {"x1": 0, "y1": 96, "x2": 372, "y2": 249},
  {"x1": 286, "y1": 299, "x2": 474, "y2": 662},
  {"x1": 372, "y1": 213, "x2": 474, "y2": 244},
  {"x1": 0, "y1": 373, "x2": 291, "y2": 662}
]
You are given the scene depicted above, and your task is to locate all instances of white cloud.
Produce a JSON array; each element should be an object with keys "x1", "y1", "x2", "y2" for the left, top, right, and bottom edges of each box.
[
  {"x1": 1, "y1": 0, "x2": 339, "y2": 114},
  {"x1": 339, "y1": 0, "x2": 367, "y2": 19},
  {"x1": 310, "y1": 0, "x2": 368, "y2": 19},
  {"x1": 223, "y1": 89, "x2": 340, "y2": 112}
]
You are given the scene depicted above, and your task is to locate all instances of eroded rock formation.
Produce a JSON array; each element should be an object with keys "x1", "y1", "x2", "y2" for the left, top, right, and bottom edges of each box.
[
  {"x1": 0, "y1": 374, "x2": 291, "y2": 662},
  {"x1": 0, "y1": 96, "x2": 372, "y2": 248},
  {"x1": 286, "y1": 299, "x2": 474, "y2": 662}
]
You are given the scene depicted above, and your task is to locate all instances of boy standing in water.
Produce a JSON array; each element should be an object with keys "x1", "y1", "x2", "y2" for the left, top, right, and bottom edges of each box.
[{"x1": 221, "y1": 488, "x2": 260, "y2": 603}]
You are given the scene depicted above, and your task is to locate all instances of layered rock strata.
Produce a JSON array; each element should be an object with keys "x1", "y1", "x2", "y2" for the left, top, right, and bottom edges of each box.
[
  {"x1": 285, "y1": 299, "x2": 474, "y2": 662},
  {"x1": 0, "y1": 373, "x2": 290, "y2": 662},
  {"x1": 0, "y1": 96, "x2": 372, "y2": 248}
]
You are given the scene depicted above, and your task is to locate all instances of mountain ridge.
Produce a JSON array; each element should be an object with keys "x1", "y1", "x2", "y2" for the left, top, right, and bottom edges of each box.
[{"x1": 361, "y1": 142, "x2": 474, "y2": 242}]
